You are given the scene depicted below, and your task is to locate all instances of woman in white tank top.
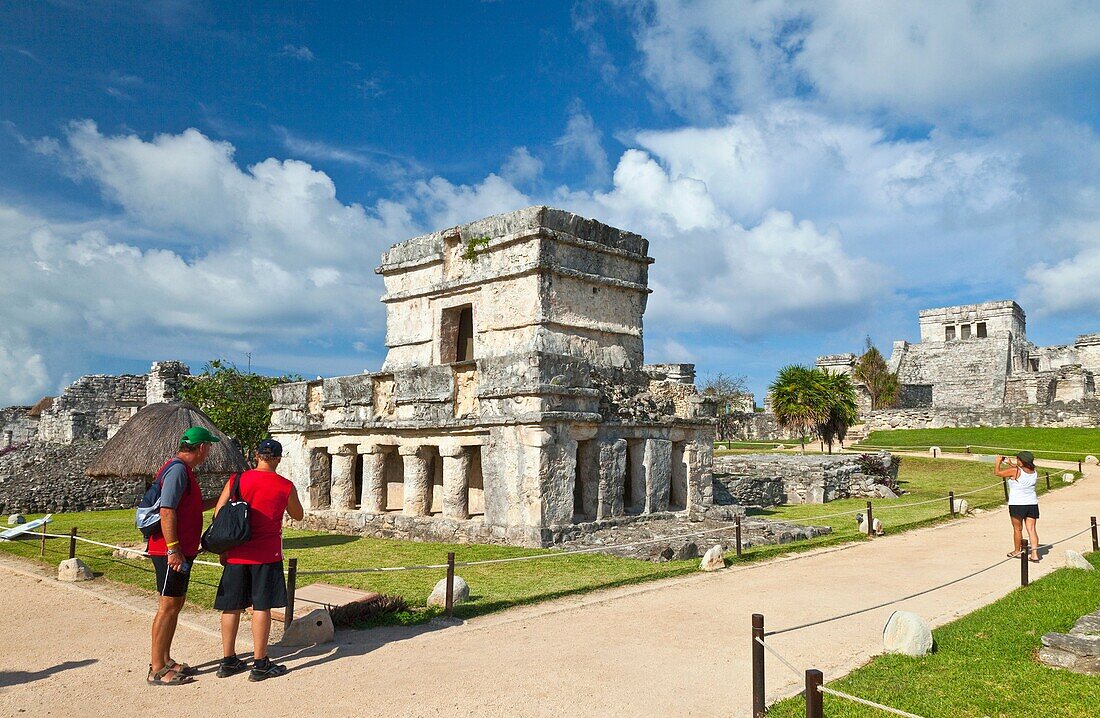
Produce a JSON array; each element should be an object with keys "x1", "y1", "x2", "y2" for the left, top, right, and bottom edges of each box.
[{"x1": 995, "y1": 451, "x2": 1040, "y2": 562}]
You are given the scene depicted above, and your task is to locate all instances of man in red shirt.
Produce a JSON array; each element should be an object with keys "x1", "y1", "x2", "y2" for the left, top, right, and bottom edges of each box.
[
  {"x1": 213, "y1": 438, "x2": 304, "y2": 681},
  {"x1": 147, "y1": 426, "x2": 222, "y2": 686}
]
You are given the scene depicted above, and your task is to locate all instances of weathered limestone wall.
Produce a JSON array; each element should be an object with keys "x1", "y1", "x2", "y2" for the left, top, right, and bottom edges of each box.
[
  {"x1": 864, "y1": 402, "x2": 1100, "y2": 431},
  {"x1": 894, "y1": 335, "x2": 1013, "y2": 408},
  {"x1": 0, "y1": 408, "x2": 38, "y2": 447},
  {"x1": 712, "y1": 452, "x2": 896, "y2": 507},
  {"x1": 34, "y1": 361, "x2": 189, "y2": 444},
  {"x1": 0, "y1": 441, "x2": 223, "y2": 514}
]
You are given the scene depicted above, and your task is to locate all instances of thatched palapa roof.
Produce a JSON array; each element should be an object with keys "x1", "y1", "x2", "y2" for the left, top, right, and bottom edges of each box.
[
  {"x1": 27, "y1": 396, "x2": 54, "y2": 418},
  {"x1": 86, "y1": 402, "x2": 248, "y2": 478}
]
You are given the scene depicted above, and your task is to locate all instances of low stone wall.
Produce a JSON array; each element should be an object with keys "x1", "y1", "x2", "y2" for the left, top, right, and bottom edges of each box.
[
  {"x1": 0, "y1": 407, "x2": 38, "y2": 447},
  {"x1": 0, "y1": 442, "x2": 224, "y2": 514},
  {"x1": 865, "y1": 402, "x2": 1100, "y2": 432},
  {"x1": 711, "y1": 452, "x2": 897, "y2": 507},
  {"x1": 720, "y1": 411, "x2": 799, "y2": 442}
]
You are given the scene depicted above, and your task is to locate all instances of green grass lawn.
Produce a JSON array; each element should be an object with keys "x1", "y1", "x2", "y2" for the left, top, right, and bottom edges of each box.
[
  {"x1": 859, "y1": 427, "x2": 1100, "y2": 462},
  {"x1": 0, "y1": 457, "x2": 1080, "y2": 626},
  {"x1": 766, "y1": 552, "x2": 1100, "y2": 718}
]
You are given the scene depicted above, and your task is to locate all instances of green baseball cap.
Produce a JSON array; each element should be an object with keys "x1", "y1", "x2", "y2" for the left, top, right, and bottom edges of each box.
[{"x1": 181, "y1": 426, "x2": 221, "y2": 446}]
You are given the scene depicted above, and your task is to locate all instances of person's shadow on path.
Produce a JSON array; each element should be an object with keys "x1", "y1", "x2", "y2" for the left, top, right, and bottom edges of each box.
[
  {"x1": 269, "y1": 618, "x2": 458, "y2": 673},
  {"x1": 0, "y1": 659, "x2": 97, "y2": 688}
]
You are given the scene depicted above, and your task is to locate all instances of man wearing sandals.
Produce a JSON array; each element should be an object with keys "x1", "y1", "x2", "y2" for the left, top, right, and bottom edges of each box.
[
  {"x1": 147, "y1": 426, "x2": 223, "y2": 686},
  {"x1": 212, "y1": 438, "x2": 304, "y2": 681},
  {"x1": 995, "y1": 451, "x2": 1041, "y2": 563}
]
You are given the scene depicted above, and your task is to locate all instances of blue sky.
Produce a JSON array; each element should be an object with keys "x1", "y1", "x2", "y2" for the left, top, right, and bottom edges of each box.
[{"x1": 2, "y1": 1, "x2": 1100, "y2": 404}]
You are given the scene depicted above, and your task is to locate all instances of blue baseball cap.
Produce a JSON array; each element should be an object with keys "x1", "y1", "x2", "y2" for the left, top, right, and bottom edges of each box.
[{"x1": 257, "y1": 438, "x2": 283, "y2": 457}]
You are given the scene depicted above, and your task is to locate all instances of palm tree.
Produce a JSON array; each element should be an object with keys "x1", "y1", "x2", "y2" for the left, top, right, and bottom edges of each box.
[
  {"x1": 769, "y1": 365, "x2": 828, "y2": 452},
  {"x1": 816, "y1": 371, "x2": 860, "y2": 453}
]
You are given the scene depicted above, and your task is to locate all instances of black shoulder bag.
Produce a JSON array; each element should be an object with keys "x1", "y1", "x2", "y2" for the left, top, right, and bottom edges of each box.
[{"x1": 200, "y1": 473, "x2": 251, "y2": 555}]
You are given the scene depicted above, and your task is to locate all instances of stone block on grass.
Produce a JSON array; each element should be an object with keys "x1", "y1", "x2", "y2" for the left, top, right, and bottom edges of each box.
[
  {"x1": 279, "y1": 608, "x2": 334, "y2": 647},
  {"x1": 1065, "y1": 550, "x2": 1095, "y2": 571},
  {"x1": 57, "y1": 558, "x2": 93, "y2": 582},
  {"x1": 883, "y1": 610, "x2": 933, "y2": 657},
  {"x1": 7, "y1": 514, "x2": 25, "y2": 526},
  {"x1": 427, "y1": 575, "x2": 470, "y2": 608},
  {"x1": 699, "y1": 544, "x2": 725, "y2": 571}
]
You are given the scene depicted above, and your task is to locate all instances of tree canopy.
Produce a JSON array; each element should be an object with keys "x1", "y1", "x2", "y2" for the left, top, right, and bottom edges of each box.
[
  {"x1": 853, "y1": 338, "x2": 900, "y2": 410},
  {"x1": 179, "y1": 360, "x2": 301, "y2": 460}
]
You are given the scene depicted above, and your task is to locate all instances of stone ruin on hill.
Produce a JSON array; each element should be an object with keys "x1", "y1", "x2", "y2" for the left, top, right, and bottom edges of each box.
[
  {"x1": 271, "y1": 206, "x2": 736, "y2": 548},
  {"x1": 728, "y1": 300, "x2": 1100, "y2": 440}
]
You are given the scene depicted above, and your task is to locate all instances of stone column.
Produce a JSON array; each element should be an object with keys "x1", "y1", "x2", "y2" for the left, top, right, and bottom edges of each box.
[
  {"x1": 439, "y1": 443, "x2": 470, "y2": 520},
  {"x1": 308, "y1": 448, "x2": 332, "y2": 510},
  {"x1": 399, "y1": 445, "x2": 432, "y2": 517},
  {"x1": 644, "y1": 438, "x2": 673, "y2": 513},
  {"x1": 329, "y1": 444, "x2": 358, "y2": 511},
  {"x1": 359, "y1": 445, "x2": 386, "y2": 513},
  {"x1": 2, "y1": 431, "x2": 11, "y2": 449}
]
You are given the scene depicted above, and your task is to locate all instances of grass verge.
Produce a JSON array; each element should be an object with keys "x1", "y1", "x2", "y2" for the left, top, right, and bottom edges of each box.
[
  {"x1": 766, "y1": 552, "x2": 1100, "y2": 718},
  {"x1": 859, "y1": 427, "x2": 1100, "y2": 462}
]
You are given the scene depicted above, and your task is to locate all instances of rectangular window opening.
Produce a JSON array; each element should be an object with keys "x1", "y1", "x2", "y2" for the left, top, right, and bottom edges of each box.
[
  {"x1": 961, "y1": 324, "x2": 972, "y2": 339},
  {"x1": 976, "y1": 322, "x2": 987, "y2": 338},
  {"x1": 944, "y1": 325, "x2": 956, "y2": 341},
  {"x1": 440, "y1": 304, "x2": 475, "y2": 363}
]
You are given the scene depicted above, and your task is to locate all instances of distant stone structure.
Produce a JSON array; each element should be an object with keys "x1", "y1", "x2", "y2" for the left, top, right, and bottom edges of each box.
[
  {"x1": 712, "y1": 452, "x2": 898, "y2": 507},
  {"x1": 271, "y1": 207, "x2": 719, "y2": 548},
  {"x1": 36, "y1": 361, "x2": 189, "y2": 443},
  {"x1": 830, "y1": 300, "x2": 1100, "y2": 432}
]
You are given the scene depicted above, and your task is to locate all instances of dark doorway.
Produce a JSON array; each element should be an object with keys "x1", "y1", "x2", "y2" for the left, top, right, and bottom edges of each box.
[
  {"x1": 441, "y1": 304, "x2": 475, "y2": 363},
  {"x1": 353, "y1": 453, "x2": 364, "y2": 509}
]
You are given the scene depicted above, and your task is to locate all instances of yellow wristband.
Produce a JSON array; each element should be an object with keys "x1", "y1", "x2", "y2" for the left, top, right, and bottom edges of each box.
[{"x1": 166, "y1": 541, "x2": 179, "y2": 548}]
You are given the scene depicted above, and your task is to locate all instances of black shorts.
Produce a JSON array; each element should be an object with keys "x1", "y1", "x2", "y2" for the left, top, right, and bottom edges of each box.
[
  {"x1": 150, "y1": 555, "x2": 197, "y2": 598},
  {"x1": 1009, "y1": 504, "x2": 1040, "y2": 520},
  {"x1": 214, "y1": 562, "x2": 287, "y2": 611}
]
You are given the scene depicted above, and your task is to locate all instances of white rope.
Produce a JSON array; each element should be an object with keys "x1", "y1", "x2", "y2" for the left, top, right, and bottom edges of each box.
[
  {"x1": 6, "y1": 530, "x2": 223, "y2": 568},
  {"x1": 754, "y1": 636, "x2": 803, "y2": 679},
  {"x1": 819, "y1": 686, "x2": 927, "y2": 718}
]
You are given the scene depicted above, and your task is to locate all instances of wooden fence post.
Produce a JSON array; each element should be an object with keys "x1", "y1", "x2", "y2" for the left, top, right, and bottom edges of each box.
[
  {"x1": 1021, "y1": 539, "x2": 1029, "y2": 587},
  {"x1": 69, "y1": 527, "x2": 77, "y2": 559},
  {"x1": 752, "y1": 614, "x2": 766, "y2": 718},
  {"x1": 805, "y1": 669, "x2": 824, "y2": 718},
  {"x1": 1091, "y1": 517, "x2": 1098, "y2": 552},
  {"x1": 445, "y1": 551, "x2": 456, "y2": 619},
  {"x1": 735, "y1": 515, "x2": 743, "y2": 558},
  {"x1": 949, "y1": 491, "x2": 955, "y2": 517},
  {"x1": 866, "y1": 501, "x2": 874, "y2": 537},
  {"x1": 284, "y1": 558, "x2": 298, "y2": 630}
]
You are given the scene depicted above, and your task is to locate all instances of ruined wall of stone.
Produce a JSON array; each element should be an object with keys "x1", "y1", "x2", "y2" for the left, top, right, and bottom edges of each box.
[
  {"x1": 712, "y1": 452, "x2": 895, "y2": 507},
  {"x1": 865, "y1": 401, "x2": 1100, "y2": 431},
  {"x1": 894, "y1": 336, "x2": 1012, "y2": 408},
  {"x1": 0, "y1": 408, "x2": 38, "y2": 447},
  {"x1": 37, "y1": 374, "x2": 148, "y2": 443}
]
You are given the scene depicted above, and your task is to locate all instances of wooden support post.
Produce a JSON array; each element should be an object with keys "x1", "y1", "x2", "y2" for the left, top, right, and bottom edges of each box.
[
  {"x1": 949, "y1": 491, "x2": 955, "y2": 517},
  {"x1": 1091, "y1": 517, "x2": 1098, "y2": 552},
  {"x1": 866, "y1": 501, "x2": 874, "y2": 537},
  {"x1": 1021, "y1": 539, "x2": 1029, "y2": 587},
  {"x1": 735, "y1": 515, "x2": 743, "y2": 558},
  {"x1": 69, "y1": 527, "x2": 77, "y2": 559},
  {"x1": 1002, "y1": 479, "x2": 1009, "y2": 502},
  {"x1": 1046, "y1": 472, "x2": 1051, "y2": 490},
  {"x1": 932, "y1": 447, "x2": 938, "y2": 458},
  {"x1": 445, "y1": 551, "x2": 456, "y2": 619},
  {"x1": 284, "y1": 558, "x2": 298, "y2": 630},
  {"x1": 752, "y1": 614, "x2": 765, "y2": 718},
  {"x1": 805, "y1": 669, "x2": 824, "y2": 718},
  {"x1": 39, "y1": 522, "x2": 46, "y2": 557},
  {"x1": 1079, "y1": 460, "x2": 1083, "y2": 474}
]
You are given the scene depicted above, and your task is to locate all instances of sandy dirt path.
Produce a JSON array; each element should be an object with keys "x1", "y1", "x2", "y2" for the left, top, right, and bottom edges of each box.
[{"x1": 1, "y1": 456, "x2": 1096, "y2": 718}]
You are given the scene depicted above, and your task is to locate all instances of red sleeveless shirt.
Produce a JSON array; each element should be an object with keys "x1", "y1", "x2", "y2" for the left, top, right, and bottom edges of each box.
[
  {"x1": 147, "y1": 459, "x2": 203, "y2": 557},
  {"x1": 224, "y1": 469, "x2": 293, "y2": 565}
]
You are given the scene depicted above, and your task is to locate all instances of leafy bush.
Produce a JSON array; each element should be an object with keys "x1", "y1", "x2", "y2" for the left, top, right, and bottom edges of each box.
[{"x1": 857, "y1": 452, "x2": 902, "y2": 492}]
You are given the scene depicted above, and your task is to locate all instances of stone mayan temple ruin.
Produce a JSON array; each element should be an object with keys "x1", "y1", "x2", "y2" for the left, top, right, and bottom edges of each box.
[
  {"x1": 269, "y1": 207, "x2": 718, "y2": 547},
  {"x1": 818, "y1": 300, "x2": 1100, "y2": 410}
]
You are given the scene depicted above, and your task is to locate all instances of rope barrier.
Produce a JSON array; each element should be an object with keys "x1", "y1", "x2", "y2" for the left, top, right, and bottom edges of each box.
[
  {"x1": 3, "y1": 530, "x2": 223, "y2": 568},
  {"x1": 819, "y1": 686, "x2": 927, "y2": 718},
  {"x1": 764, "y1": 521, "x2": 1094, "y2": 637},
  {"x1": 756, "y1": 634, "x2": 928, "y2": 717}
]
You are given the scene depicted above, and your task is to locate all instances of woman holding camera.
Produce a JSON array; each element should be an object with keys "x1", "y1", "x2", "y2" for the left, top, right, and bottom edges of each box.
[{"x1": 995, "y1": 451, "x2": 1040, "y2": 562}]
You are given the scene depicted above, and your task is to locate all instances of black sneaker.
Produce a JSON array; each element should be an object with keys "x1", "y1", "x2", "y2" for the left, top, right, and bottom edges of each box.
[
  {"x1": 216, "y1": 655, "x2": 250, "y2": 678},
  {"x1": 248, "y1": 658, "x2": 288, "y2": 682}
]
